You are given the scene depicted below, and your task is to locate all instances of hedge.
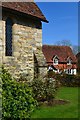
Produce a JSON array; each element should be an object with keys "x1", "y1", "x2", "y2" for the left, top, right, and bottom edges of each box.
[
  {"x1": 59, "y1": 74, "x2": 80, "y2": 87},
  {"x1": 47, "y1": 71, "x2": 80, "y2": 87},
  {"x1": 1, "y1": 67, "x2": 37, "y2": 119}
]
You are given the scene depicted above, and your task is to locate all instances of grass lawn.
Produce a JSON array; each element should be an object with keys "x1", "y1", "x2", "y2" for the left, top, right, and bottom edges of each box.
[{"x1": 31, "y1": 87, "x2": 79, "y2": 118}]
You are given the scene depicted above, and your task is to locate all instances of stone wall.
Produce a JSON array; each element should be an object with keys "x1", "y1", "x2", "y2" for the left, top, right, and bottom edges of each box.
[
  {"x1": 0, "y1": 10, "x2": 47, "y2": 80},
  {"x1": 0, "y1": 20, "x2": 2, "y2": 65},
  {"x1": 0, "y1": 6, "x2": 2, "y2": 65}
]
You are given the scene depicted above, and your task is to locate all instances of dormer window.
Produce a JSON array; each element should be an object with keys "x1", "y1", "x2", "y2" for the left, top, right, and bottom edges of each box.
[
  {"x1": 67, "y1": 57, "x2": 72, "y2": 65},
  {"x1": 53, "y1": 55, "x2": 59, "y2": 65}
]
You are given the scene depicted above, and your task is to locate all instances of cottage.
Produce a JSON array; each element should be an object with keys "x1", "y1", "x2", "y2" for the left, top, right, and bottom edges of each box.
[
  {"x1": 42, "y1": 45, "x2": 77, "y2": 75},
  {"x1": 0, "y1": 2, "x2": 48, "y2": 80}
]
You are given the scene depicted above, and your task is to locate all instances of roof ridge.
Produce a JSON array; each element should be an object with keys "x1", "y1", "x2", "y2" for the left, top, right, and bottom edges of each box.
[{"x1": 43, "y1": 44, "x2": 71, "y2": 48}]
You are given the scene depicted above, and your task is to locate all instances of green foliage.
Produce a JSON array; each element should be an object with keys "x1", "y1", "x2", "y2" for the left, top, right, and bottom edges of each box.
[
  {"x1": 0, "y1": 69, "x2": 2, "y2": 119},
  {"x1": 59, "y1": 74, "x2": 80, "y2": 87},
  {"x1": 0, "y1": 76, "x2": 2, "y2": 99},
  {"x1": 29, "y1": 77, "x2": 58, "y2": 102},
  {"x1": 1, "y1": 67, "x2": 37, "y2": 119},
  {"x1": 47, "y1": 71, "x2": 80, "y2": 87},
  {"x1": 46, "y1": 71, "x2": 61, "y2": 88}
]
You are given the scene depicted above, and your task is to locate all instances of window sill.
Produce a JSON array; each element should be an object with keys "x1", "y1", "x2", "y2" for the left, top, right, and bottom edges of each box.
[{"x1": 53, "y1": 63, "x2": 58, "y2": 65}]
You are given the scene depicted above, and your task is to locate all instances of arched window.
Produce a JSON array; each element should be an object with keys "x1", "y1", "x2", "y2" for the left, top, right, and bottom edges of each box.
[{"x1": 5, "y1": 18, "x2": 12, "y2": 56}]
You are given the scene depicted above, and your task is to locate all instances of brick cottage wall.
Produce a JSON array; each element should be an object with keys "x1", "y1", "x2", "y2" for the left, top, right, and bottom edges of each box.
[{"x1": 0, "y1": 10, "x2": 47, "y2": 80}]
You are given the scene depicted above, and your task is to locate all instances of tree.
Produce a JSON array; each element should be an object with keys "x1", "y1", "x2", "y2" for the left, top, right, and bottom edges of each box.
[
  {"x1": 55, "y1": 39, "x2": 72, "y2": 46},
  {"x1": 55, "y1": 40, "x2": 80, "y2": 55}
]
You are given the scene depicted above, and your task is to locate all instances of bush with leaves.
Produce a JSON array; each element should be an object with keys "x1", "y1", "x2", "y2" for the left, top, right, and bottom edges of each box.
[
  {"x1": 0, "y1": 69, "x2": 2, "y2": 119},
  {"x1": 59, "y1": 74, "x2": 80, "y2": 87},
  {"x1": 1, "y1": 67, "x2": 37, "y2": 119},
  {"x1": 29, "y1": 77, "x2": 58, "y2": 102},
  {"x1": 47, "y1": 71, "x2": 80, "y2": 87}
]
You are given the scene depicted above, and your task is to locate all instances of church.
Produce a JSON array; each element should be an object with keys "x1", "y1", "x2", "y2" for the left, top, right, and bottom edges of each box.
[{"x1": 0, "y1": 2, "x2": 48, "y2": 80}]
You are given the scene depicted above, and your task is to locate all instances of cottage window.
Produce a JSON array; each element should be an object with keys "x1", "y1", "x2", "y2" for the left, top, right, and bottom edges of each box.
[
  {"x1": 54, "y1": 58, "x2": 58, "y2": 64},
  {"x1": 53, "y1": 56, "x2": 59, "y2": 65},
  {"x1": 67, "y1": 58, "x2": 72, "y2": 65},
  {"x1": 65, "y1": 69, "x2": 72, "y2": 74},
  {"x1": 68, "y1": 69, "x2": 71, "y2": 74},
  {"x1": 48, "y1": 66, "x2": 53, "y2": 71},
  {"x1": 5, "y1": 18, "x2": 12, "y2": 56}
]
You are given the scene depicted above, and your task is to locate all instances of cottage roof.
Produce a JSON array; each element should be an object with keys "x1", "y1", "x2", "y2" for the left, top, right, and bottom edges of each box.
[
  {"x1": 76, "y1": 52, "x2": 80, "y2": 58},
  {"x1": 2, "y1": 2, "x2": 48, "y2": 23},
  {"x1": 42, "y1": 45, "x2": 77, "y2": 63}
]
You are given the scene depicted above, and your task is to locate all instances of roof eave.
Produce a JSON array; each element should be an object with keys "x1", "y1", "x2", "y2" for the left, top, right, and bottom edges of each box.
[
  {"x1": 2, "y1": 6, "x2": 49, "y2": 23},
  {"x1": 1, "y1": 3, "x2": 49, "y2": 23},
  {"x1": 40, "y1": 18, "x2": 49, "y2": 23}
]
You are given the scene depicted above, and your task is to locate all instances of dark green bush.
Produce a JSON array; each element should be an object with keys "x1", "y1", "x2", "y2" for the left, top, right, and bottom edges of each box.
[
  {"x1": 29, "y1": 77, "x2": 58, "y2": 102},
  {"x1": 59, "y1": 74, "x2": 80, "y2": 87},
  {"x1": 47, "y1": 71, "x2": 80, "y2": 87},
  {"x1": 46, "y1": 71, "x2": 61, "y2": 88},
  {"x1": 0, "y1": 70, "x2": 2, "y2": 119},
  {"x1": 1, "y1": 67, "x2": 37, "y2": 119}
]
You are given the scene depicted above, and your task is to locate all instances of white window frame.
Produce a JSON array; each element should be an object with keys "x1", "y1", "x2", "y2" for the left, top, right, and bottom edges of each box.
[
  {"x1": 67, "y1": 57, "x2": 72, "y2": 65},
  {"x1": 68, "y1": 69, "x2": 71, "y2": 74},
  {"x1": 48, "y1": 66, "x2": 53, "y2": 71},
  {"x1": 64, "y1": 69, "x2": 71, "y2": 74},
  {"x1": 53, "y1": 56, "x2": 59, "y2": 65}
]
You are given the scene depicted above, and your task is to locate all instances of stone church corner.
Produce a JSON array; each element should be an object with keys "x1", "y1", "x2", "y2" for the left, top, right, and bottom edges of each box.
[{"x1": 0, "y1": 2, "x2": 48, "y2": 80}]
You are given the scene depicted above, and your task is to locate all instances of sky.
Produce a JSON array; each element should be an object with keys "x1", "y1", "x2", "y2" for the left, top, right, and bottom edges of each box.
[{"x1": 36, "y1": 2, "x2": 78, "y2": 46}]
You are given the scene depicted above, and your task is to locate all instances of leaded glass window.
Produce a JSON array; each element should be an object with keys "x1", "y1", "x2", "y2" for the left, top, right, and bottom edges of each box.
[{"x1": 5, "y1": 18, "x2": 12, "y2": 56}]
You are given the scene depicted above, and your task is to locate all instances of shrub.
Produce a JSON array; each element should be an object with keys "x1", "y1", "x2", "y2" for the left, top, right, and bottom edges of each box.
[
  {"x1": 0, "y1": 71, "x2": 2, "y2": 119},
  {"x1": 59, "y1": 74, "x2": 80, "y2": 87},
  {"x1": 44, "y1": 78, "x2": 57, "y2": 101},
  {"x1": 1, "y1": 67, "x2": 37, "y2": 119},
  {"x1": 47, "y1": 71, "x2": 80, "y2": 87},
  {"x1": 29, "y1": 77, "x2": 58, "y2": 102},
  {"x1": 46, "y1": 71, "x2": 61, "y2": 88}
]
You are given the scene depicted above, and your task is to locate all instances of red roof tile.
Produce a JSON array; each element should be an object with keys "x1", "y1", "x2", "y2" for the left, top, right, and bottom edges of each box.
[
  {"x1": 76, "y1": 52, "x2": 80, "y2": 59},
  {"x1": 1, "y1": 2, "x2": 48, "y2": 23},
  {"x1": 42, "y1": 45, "x2": 77, "y2": 63}
]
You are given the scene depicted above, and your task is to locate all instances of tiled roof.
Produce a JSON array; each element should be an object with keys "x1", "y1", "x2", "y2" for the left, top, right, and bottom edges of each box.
[
  {"x1": 2, "y1": 2, "x2": 48, "y2": 23},
  {"x1": 76, "y1": 52, "x2": 80, "y2": 58},
  {"x1": 42, "y1": 45, "x2": 77, "y2": 63},
  {"x1": 76, "y1": 52, "x2": 80, "y2": 70}
]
